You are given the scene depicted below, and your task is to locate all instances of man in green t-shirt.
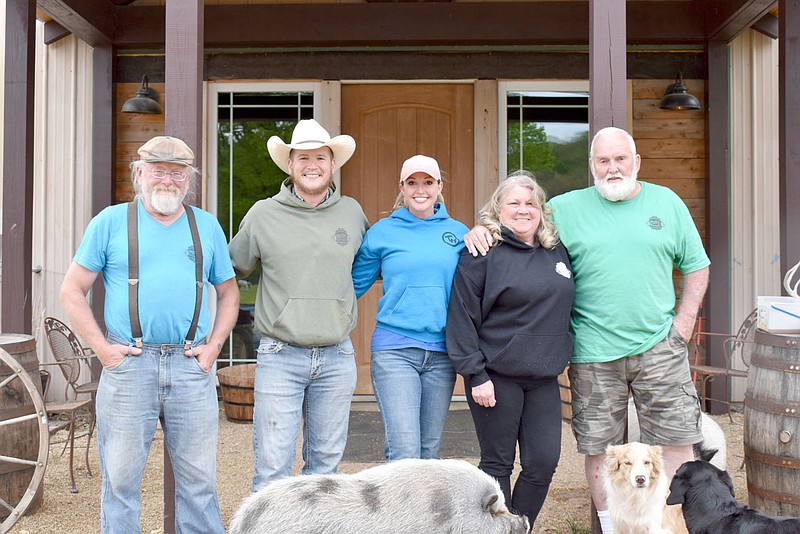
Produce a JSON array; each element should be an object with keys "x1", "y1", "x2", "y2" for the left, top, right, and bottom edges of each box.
[{"x1": 465, "y1": 127, "x2": 709, "y2": 534}]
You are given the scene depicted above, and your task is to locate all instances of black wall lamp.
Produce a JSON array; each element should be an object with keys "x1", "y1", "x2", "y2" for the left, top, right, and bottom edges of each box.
[
  {"x1": 121, "y1": 75, "x2": 162, "y2": 114},
  {"x1": 658, "y1": 73, "x2": 701, "y2": 111}
]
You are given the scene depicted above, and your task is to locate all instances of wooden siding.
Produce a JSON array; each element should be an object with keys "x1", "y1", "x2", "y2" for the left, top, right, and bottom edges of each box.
[
  {"x1": 632, "y1": 78, "x2": 706, "y2": 239},
  {"x1": 31, "y1": 30, "x2": 95, "y2": 401},
  {"x1": 729, "y1": 29, "x2": 780, "y2": 399},
  {"x1": 631, "y1": 78, "x2": 707, "y2": 328},
  {"x1": 115, "y1": 82, "x2": 166, "y2": 202}
]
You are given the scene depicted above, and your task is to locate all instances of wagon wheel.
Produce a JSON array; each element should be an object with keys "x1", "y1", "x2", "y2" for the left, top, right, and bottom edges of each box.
[{"x1": 0, "y1": 348, "x2": 50, "y2": 534}]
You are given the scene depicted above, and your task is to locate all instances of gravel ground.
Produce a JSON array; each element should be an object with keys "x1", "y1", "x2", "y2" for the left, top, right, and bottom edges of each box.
[{"x1": 10, "y1": 407, "x2": 748, "y2": 534}]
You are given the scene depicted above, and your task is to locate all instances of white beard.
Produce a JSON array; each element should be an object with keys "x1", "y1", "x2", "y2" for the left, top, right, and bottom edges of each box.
[
  {"x1": 145, "y1": 186, "x2": 185, "y2": 215},
  {"x1": 594, "y1": 172, "x2": 638, "y2": 202}
]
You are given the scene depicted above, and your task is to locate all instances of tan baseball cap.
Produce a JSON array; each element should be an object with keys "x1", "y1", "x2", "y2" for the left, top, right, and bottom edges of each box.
[
  {"x1": 400, "y1": 155, "x2": 442, "y2": 183},
  {"x1": 137, "y1": 136, "x2": 194, "y2": 166}
]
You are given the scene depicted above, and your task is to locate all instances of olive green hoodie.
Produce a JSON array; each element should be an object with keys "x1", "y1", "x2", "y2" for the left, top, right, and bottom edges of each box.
[{"x1": 229, "y1": 179, "x2": 368, "y2": 346}]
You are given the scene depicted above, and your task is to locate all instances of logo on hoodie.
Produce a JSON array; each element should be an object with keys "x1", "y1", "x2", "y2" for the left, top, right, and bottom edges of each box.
[
  {"x1": 555, "y1": 262, "x2": 572, "y2": 279},
  {"x1": 442, "y1": 232, "x2": 460, "y2": 247},
  {"x1": 334, "y1": 228, "x2": 350, "y2": 246}
]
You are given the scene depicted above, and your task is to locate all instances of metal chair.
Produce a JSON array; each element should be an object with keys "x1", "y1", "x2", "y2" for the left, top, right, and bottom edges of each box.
[
  {"x1": 42, "y1": 316, "x2": 100, "y2": 401},
  {"x1": 689, "y1": 308, "x2": 758, "y2": 417},
  {"x1": 39, "y1": 365, "x2": 93, "y2": 493},
  {"x1": 42, "y1": 317, "x2": 98, "y2": 491}
]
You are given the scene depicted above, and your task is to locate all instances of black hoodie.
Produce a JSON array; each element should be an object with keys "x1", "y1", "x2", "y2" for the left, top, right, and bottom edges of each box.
[{"x1": 446, "y1": 227, "x2": 575, "y2": 388}]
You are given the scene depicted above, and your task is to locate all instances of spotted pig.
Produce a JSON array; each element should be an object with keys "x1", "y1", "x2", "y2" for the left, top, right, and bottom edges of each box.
[{"x1": 229, "y1": 458, "x2": 530, "y2": 534}]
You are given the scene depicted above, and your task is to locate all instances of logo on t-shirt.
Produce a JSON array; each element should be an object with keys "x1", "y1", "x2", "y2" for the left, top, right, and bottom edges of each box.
[
  {"x1": 186, "y1": 245, "x2": 196, "y2": 262},
  {"x1": 334, "y1": 228, "x2": 350, "y2": 246},
  {"x1": 648, "y1": 216, "x2": 663, "y2": 230},
  {"x1": 442, "y1": 232, "x2": 460, "y2": 247}
]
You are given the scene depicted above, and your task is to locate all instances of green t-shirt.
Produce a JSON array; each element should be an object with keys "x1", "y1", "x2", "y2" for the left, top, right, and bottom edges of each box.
[{"x1": 549, "y1": 182, "x2": 710, "y2": 363}]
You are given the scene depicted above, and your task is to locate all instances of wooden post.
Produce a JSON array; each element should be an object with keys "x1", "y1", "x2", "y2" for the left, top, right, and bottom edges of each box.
[
  {"x1": 163, "y1": 2, "x2": 205, "y2": 532},
  {"x1": 588, "y1": 1, "x2": 627, "y2": 528},
  {"x1": 779, "y1": 0, "x2": 800, "y2": 278},
  {"x1": 588, "y1": 0, "x2": 628, "y2": 137},
  {"x1": 1, "y1": 0, "x2": 36, "y2": 334}
]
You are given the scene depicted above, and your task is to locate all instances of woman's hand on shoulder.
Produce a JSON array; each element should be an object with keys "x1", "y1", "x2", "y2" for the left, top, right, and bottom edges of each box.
[{"x1": 464, "y1": 226, "x2": 495, "y2": 257}]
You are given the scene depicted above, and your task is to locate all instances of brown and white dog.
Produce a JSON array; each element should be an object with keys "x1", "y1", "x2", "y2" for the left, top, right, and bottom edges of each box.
[{"x1": 604, "y1": 442, "x2": 688, "y2": 534}]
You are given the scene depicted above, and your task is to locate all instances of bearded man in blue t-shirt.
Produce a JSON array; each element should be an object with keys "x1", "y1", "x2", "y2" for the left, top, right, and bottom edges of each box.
[{"x1": 60, "y1": 136, "x2": 239, "y2": 534}]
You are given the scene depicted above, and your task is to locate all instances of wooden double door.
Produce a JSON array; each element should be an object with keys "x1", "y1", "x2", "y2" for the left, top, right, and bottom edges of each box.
[{"x1": 341, "y1": 83, "x2": 475, "y2": 396}]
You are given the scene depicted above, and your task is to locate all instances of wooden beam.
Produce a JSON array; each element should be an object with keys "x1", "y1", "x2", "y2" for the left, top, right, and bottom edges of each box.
[
  {"x1": 2, "y1": 0, "x2": 36, "y2": 335},
  {"x1": 779, "y1": 0, "x2": 800, "y2": 279},
  {"x1": 751, "y1": 12, "x2": 779, "y2": 39},
  {"x1": 112, "y1": 2, "x2": 705, "y2": 49},
  {"x1": 705, "y1": 40, "x2": 732, "y2": 414},
  {"x1": 707, "y1": 0, "x2": 776, "y2": 42},
  {"x1": 589, "y1": 0, "x2": 628, "y2": 135},
  {"x1": 118, "y1": 51, "x2": 704, "y2": 84},
  {"x1": 37, "y1": 0, "x2": 113, "y2": 47},
  {"x1": 43, "y1": 19, "x2": 71, "y2": 45}
]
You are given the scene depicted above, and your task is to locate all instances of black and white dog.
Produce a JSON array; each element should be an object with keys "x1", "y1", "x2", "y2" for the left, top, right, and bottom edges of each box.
[{"x1": 667, "y1": 460, "x2": 800, "y2": 533}]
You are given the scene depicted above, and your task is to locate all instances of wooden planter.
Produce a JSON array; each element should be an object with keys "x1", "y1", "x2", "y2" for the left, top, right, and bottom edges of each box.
[
  {"x1": 558, "y1": 367, "x2": 572, "y2": 422},
  {"x1": 217, "y1": 363, "x2": 256, "y2": 424}
]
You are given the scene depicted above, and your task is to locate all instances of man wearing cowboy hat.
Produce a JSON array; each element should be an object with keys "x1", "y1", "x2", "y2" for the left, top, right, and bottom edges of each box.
[
  {"x1": 229, "y1": 119, "x2": 369, "y2": 490},
  {"x1": 61, "y1": 135, "x2": 239, "y2": 532}
]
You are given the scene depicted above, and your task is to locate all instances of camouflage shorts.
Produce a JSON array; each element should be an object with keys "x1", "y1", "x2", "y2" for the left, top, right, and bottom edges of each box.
[{"x1": 568, "y1": 327, "x2": 702, "y2": 455}]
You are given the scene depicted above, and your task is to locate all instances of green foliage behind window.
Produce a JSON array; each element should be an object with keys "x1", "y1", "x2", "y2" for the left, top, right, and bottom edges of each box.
[{"x1": 506, "y1": 91, "x2": 590, "y2": 199}]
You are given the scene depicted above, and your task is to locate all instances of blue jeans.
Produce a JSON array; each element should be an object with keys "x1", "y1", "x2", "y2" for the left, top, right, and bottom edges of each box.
[
  {"x1": 252, "y1": 336, "x2": 357, "y2": 491},
  {"x1": 97, "y1": 335, "x2": 222, "y2": 534},
  {"x1": 371, "y1": 348, "x2": 456, "y2": 461}
]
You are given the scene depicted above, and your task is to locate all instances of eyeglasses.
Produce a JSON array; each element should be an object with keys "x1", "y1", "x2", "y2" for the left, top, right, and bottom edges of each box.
[{"x1": 148, "y1": 168, "x2": 189, "y2": 182}]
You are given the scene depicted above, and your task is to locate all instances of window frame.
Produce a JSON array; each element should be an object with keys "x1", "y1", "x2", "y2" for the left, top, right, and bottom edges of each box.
[
  {"x1": 206, "y1": 81, "x2": 322, "y2": 224},
  {"x1": 497, "y1": 80, "x2": 591, "y2": 182}
]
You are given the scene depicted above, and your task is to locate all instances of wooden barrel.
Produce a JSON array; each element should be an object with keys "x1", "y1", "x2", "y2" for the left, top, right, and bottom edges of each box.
[
  {"x1": 557, "y1": 367, "x2": 572, "y2": 422},
  {"x1": 0, "y1": 334, "x2": 44, "y2": 518},
  {"x1": 743, "y1": 329, "x2": 800, "y2": 516},
  {"x1": 217, "y1": 363, "x2": 256, "y2": 423}
]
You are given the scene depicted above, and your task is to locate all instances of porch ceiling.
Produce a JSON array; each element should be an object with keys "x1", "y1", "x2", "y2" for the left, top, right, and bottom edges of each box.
[{"x1": 37, "y1": 0, "x2": 777, "y2": 49}]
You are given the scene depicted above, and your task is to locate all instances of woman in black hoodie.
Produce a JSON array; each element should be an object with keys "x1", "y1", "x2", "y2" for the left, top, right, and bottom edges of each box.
[{"x1": 446, "y1": 171, "x2": 575, "y2": 527}]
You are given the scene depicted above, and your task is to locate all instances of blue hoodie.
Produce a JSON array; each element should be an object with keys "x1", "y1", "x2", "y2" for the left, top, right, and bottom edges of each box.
[{"x1": 352, "y1": 203, "x2": 468, "y2": 344}]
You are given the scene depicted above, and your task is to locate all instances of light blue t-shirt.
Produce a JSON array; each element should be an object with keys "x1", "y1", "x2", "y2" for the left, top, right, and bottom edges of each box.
[
  {"x1": 74, "y1": 199, "x2": 235, "y2": 345},
  {"x1": 549, "y1": 182, "x2": 710, "y2": 363}
]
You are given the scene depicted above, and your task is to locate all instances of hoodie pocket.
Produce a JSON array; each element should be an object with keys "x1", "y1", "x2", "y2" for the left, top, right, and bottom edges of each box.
[
  {"x1": 274, "y1": 298, "x2": 354, "y2": 345},
  {"x1": 383, "y1": 286, "x2": 448, "y2": 335},
  {"x1": 487, "y1": 333, "x2": 573, "y2": 379}
]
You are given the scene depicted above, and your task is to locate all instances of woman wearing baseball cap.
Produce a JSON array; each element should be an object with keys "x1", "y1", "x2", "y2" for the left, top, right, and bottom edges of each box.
[{"x1": 352, "y1": 155, "x2": 468, "y2": 462}]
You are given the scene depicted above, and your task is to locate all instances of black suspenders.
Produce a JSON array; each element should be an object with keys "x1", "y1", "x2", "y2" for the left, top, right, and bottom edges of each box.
[{"x1": 127, "y1": 200, "x2": 204, "y2": 350}]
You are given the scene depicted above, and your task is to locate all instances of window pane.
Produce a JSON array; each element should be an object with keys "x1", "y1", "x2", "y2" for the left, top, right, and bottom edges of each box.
[
  {"x1": 506, "y1": 91, "x2": 590, "y2": 198},
  {"x1": 216, "y1": 91, "x2": 314, "y2": 367},
  {"x1": 217, "y1": 92, "x2": 313, "y2": 239}
]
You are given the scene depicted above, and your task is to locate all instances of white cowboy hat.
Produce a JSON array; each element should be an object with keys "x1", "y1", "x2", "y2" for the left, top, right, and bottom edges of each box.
[{"x1": 267, "y1": 119, "x2": 356, "y2": 174}]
